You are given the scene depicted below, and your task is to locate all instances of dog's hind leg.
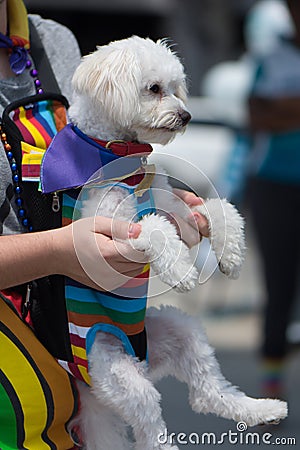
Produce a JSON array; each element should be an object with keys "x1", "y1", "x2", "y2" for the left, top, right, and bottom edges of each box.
[
  {"x1": 146, "y1": 306, "x2": 287, "y2": 427},
  {"x1": 73, "y1": 381, "x2": 131, "y2": 450},
  {"x1": 88, "y1": 332, "x2": 179, "y2": 450}
]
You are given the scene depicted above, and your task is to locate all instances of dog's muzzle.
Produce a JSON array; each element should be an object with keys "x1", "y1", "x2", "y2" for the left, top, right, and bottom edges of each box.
[{"x1": 179, "y1": 110, "x2": 191, "y2": 126}]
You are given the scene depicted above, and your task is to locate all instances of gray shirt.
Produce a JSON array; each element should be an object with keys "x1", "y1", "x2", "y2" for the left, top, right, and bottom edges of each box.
[{"x1": 0, "y1": 14, "x2": 81, "y2": 234}]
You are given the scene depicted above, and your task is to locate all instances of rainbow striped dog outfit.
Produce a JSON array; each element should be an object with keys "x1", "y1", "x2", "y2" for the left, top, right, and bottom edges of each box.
[{"x1": 41, "y1": 124, "x2": 155, "y2": 385}]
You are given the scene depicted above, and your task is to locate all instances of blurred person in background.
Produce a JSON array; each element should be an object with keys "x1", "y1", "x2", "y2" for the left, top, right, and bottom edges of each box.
[
  {"x1": 201, "y1": 0, "x2": 294, "y2": 202},
  {"x1": 201, "y1": 0, "x2": 299, "y2": 399},
  {"x1": 247, "y1": 0, "x2": 300, "y2": 398}
]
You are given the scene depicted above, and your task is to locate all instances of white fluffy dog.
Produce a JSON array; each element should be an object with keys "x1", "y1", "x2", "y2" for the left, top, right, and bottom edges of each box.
[{"x1": 66, "y1": 36, "x2": 287, "y2": 449}]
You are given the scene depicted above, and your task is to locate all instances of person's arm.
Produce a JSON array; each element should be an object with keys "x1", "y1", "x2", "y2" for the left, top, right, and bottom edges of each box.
[
  {"x1": 0, "y1": 189, "x2": 209, "y2": 290},
  {"x1": 0, "y1": 217, "x2": 145, "y2": 291},
  {"x1": 248, "y1": 96, "x2": 300, "y2": 132}
]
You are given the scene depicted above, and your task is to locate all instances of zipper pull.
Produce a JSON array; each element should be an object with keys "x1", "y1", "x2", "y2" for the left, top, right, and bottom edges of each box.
[
  {"x1": 52, "y1": 192, "x2": 60, "y2": 212},
  {"x1": 22, "y1": 282, "x2": 32, "y2": 319}
]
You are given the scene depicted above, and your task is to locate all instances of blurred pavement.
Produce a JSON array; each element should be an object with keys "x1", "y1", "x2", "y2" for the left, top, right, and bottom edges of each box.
[{"x1": 148, "y1": 221, "x2": 300, "y2": 448}]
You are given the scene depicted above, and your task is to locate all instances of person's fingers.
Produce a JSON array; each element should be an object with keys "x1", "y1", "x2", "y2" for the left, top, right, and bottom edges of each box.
[
  {"x1": 170, "y1": 213, "x2": 202, "y2": 248},
  {"x1": 187, "y1": 211, "x2": 210, "y2": 237},
  {"x1": 112, "y1": 240, "x2": 149, "y2": 264},
  {"x1": 173, "y1": 188, "x2": 204, "y2": 206},
  {"x1": 90, "y1": 218, "x2": 148, "y2": 264},
  {"x1": 93, "y1": 216, "x2": 142, "y2": 239}
]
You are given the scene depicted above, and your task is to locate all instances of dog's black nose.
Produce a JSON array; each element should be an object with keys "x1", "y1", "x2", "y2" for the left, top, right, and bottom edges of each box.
[{"x1": 180, "y1": 110, "x2": 192, "y2": 126}]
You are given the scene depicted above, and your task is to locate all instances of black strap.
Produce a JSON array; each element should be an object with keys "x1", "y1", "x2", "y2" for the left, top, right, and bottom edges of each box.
[{"x1": 28, "y1": 18, "x2": 61, "y2": 94}]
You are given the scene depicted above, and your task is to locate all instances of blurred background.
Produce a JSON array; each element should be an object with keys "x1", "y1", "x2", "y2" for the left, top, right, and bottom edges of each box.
[
  {"x1": 24, "y1": 0, "x2": 254, "y2": 94},
  {"x1": 24, "y1": 0, "x2": 300, "y2": 446}
]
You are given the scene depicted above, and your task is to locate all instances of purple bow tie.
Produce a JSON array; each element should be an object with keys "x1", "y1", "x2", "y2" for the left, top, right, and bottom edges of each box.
[{"x1": 0, "y1": 32, "x2": 28, "y2": 75}]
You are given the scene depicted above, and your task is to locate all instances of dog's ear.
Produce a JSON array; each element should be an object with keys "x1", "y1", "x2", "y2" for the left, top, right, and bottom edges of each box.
[{"x1": 72, "y1": 45, "x2": 141, "y2": 127}]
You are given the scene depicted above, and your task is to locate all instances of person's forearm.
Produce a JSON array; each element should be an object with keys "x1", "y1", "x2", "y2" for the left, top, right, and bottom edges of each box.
[
  {"x1": 0, "y1": 217, "x2": 146, "y2": 293},
  {"x1": 0, "y1": 230, "x2": 55, "y2": 289}
]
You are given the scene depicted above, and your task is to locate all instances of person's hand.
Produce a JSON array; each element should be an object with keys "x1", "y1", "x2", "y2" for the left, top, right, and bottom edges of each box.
[
  {"x1": 172, "y1": 189, "x2": 210, "y2": 248},
  {"x1": 50, "y1": 216, "x2": 148, "y2": 291}
]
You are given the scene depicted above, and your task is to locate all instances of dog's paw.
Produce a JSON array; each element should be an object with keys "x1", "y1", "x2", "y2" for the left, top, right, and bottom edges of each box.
[
  {"x1": 234, "y1": 398, "x2": 288, "y2": 427},
  {"x1": 218, "y1": 249, "x2": 244, "y2": 280},
  {"x1": 195, "y1": 198, "x2": 245, "y2": 279}
]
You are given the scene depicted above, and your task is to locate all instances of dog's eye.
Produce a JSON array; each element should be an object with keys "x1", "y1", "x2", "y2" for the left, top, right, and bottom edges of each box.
[{"x1": 150, "y1": 84, "x2": 160, "y2": 94}]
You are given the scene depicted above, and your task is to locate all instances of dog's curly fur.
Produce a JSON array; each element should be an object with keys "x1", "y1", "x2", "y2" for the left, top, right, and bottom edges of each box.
[{"x1": 67, "y1": 36, "x2": 287, "y2": 449}]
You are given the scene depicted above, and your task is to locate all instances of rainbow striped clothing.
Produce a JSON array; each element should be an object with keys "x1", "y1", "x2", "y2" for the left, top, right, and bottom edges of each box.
[
  {"x1": 9, "y1": 96, "x2": 68, "y2": 181},
  {"x1": 0, "y1": 293, "x2": 78, "y2": 450},
  {"x1": 59, "y1": 184, "x2": 155, "y2": 385}
]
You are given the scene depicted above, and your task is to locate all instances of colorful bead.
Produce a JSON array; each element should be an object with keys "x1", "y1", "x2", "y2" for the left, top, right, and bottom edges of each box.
[
  {"x1": 26, "y1": 59, "x2": 43, "y2": 94},
  {"x1": 0, "y1": 58, "x2": 42, "y2": 232},
  {"x1": 15, "y1": 197, "x2": 23, "y2": 207},
  {"x1": 18, "y1": 208, "x2": 26, "y2": 218},
  {"x1": 30, "y1": 68, "x2": 38, "y2": 77}
]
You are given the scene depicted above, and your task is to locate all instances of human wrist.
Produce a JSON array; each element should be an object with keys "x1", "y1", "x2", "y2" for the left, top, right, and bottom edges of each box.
[
  {"x1": 48, "y1": 225, "x2": 81, "y2": 278},
  {"x1": 25, "y1": 230, "x2": 57, "y2": 278},
  {"x1": 42, "y1": 228, "x2": 60, "y2": 275},
  {"x1": 46, "y1": 227, "x2": 68, "y2": 276}
]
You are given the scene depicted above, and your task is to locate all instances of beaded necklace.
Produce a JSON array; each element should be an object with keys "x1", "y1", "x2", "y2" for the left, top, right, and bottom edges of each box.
[{"x1": 0, "y1": 57, "x2": 44, "y2": 232}]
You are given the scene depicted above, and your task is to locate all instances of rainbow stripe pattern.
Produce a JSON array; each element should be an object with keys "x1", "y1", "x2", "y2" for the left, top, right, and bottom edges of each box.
[
  {"x1": 0, "y1": 294, "x2": 78, "y2": 450},
  {"x1": 10, "y1": 99, "x2": 68, "y2": 181},
  {"x1": 59, "y1": 184, "x2": 155, "y2": 385}
]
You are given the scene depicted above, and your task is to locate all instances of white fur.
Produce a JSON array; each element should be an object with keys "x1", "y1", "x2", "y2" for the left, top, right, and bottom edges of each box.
[
  {"x1": 67, "y1": 36, "x2": 287, "y2": 449},
  {"x1": 69, "y1": 36, "x2": 188, "y2": 145}
]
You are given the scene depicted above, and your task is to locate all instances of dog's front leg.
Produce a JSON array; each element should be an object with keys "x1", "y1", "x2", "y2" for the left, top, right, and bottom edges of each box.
[
  {"x1": 131, "y1": 213, "x2": 198, "y2": 292},
  {"x1": 193, "y1": 198, "x2": 245, "y2": 279},
  {"x1": 88, "y1": 332, "x2": 179, "y2": 450},
  {"x1": 149, "y1": 174, "x2": 245, "y2": 282},
  {"x1": 146, "y1": 306, "x2": 287, "y2": 427}
]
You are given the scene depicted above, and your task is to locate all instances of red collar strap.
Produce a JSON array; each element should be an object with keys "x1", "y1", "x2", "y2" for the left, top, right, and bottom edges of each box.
[{"x1": 92, "y1": 138, "x2": 153, "y2": 157}]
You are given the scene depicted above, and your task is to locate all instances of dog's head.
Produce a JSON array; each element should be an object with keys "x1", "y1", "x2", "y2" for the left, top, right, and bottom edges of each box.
[{"x1": 71, "y1": 36, "x2": 191, "y2": 145}]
